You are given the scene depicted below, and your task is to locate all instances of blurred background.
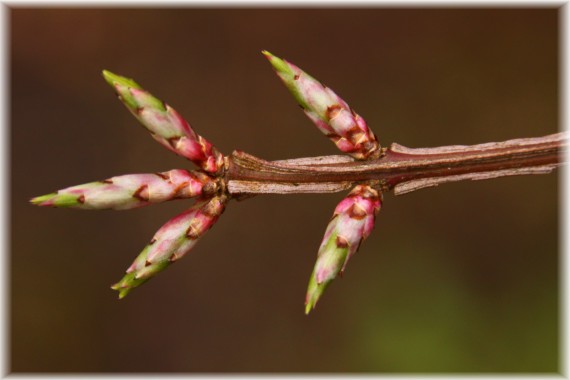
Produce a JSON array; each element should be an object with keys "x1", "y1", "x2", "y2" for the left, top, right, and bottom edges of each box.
[{"x1": 11, "y1": 7, "x2": 559, "y2": 373}]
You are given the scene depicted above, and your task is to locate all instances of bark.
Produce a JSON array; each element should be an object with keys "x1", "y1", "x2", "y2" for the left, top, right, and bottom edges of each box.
[{"x1": 225, "y1": 132, "x2": 567, "y2": 196}]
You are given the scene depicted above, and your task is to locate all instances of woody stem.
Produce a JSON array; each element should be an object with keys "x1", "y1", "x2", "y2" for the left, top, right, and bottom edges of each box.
[{"x1": 224, "y1": 132, "x2": 567, "y2": 196}]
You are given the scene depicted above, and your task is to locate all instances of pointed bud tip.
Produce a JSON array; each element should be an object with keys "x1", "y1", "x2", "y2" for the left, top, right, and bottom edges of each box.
[
  {"x1": 262, "y1": 51, "x2": 294, "y2": 76},
  {"x1": 111, "y1": 270, "x2": 151, "y2": 299},
  {"x1": 118, "y1": 290, "x2": 129, "y2": 299},
  {"x1": 111, "y1": 282, "x2": 130, "y2": 299},
  {"x1": 110, "y1": 282, "x2": 121, "y2": 290},
  {"x1": 102, "y1": 70, "x2": 141, "y2": 90},
  {"x1": 304, "y1": 295, "x2": 319, "y2": 315},
  {"x1": 30, "y1": 193, "x2": 55, "y2": 205},
  {"x1": 305, "y1": 272, "x2": 329, "y2": 315},
  {"x1": 30, "y1": 192, "x2": 79, "y2": 207}
]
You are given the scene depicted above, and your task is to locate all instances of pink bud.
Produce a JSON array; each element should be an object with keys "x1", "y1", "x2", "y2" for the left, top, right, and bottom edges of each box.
[{"x1": 305, "y1": 185, "x2": 382, "y2": 313}]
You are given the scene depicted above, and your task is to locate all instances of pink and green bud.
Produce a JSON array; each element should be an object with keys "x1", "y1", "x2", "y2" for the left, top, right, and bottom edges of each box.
[
  {"x1": 102, "y1": 70, "x2": 225, "y2": 175},
  {"x1": 263, "y1": 51, "x2": 380, "y2": 160},
  {"x1": 305, "y1": 185, "x2": 381, "y2": 314},
  {"x1": 111, "y1": 195, "x2": 227, "y2": 298},
  {"x1": 30, "y1": 169, "x2": 214, "y2": 210}
]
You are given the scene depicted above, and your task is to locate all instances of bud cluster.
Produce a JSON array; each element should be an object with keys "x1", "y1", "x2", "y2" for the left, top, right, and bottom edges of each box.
[
  {"x1": 32, "y1": 54, "x2": 386, "y2": 312},
  {"x1": 34, "y1": 71, "x2": 228, "y2": 299}
]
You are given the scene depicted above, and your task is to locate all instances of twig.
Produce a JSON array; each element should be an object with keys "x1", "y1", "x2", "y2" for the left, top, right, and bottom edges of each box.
[
  {"x1": 32, "y1": 61, "x2": 567, "y2": 310},
  {"x1": 225, "y1": 132, "x2": 567, "y2": 196}
]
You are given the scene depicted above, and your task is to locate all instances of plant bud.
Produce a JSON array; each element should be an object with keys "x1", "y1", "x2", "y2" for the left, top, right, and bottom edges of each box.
[
  {"x1": 31, "y1": 169, "x2": 213, "y2": 210},
  {"x1": 263, "y1": 51, "x2": 380, "y2": 160},
  {"x1": 111, "y1": 195, "x2": 226, "y2": 298},
  {"x1": 305, "y1": 185, "x2": 381, "y2": 314},
  {"x1": 102, "y1": 70, "x2": 225, "y2": 174}
]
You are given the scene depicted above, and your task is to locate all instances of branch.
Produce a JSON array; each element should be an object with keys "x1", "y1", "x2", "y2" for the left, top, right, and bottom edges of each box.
[
  {"x1": 225, "y1": 132, "x2": 567, "y2": 196},
  {"x1": 34, "y1": 65, "x2": 566, "y2": 310}
]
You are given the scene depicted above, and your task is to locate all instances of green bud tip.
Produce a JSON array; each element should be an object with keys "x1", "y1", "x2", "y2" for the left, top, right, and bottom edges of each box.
[
  {"x1": 30, "y1": 192, "x2": 80, "y2": 207},
  {"x1": 304, "y1": 273, "x2": 329, "y2": 315},
  {"x1": 261, "y1": 50, "x2": 296, "y2": 77},
  {"x1": 305, "y1": 286, "x2": 328, "y2": 315},
  {"x1": 30, "y1": 193, "x2": 56, "y2": 205},
  {"x1": 102, "y1": 70, "x2": 142, "y2": 90},
  {"x1": 112, "y1": 286, "x2": 130, "y2": 300},
  {"x1": 110, "y1": 273, "x2": 141, "y2": 299},
  {"x1": 111, "y1": 259, "x2": 170, "y2": 299}
]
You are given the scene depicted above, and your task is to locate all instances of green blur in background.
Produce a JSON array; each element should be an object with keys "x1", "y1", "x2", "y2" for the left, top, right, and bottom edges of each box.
[{"x1": 11, "y1": 7, "x2": 559, "y2": 373}]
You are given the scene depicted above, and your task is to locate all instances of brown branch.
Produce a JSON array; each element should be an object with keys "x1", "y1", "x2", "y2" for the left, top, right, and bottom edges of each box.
[{"x1": 224, "y1": 132, "x2": 567, "y2": 197}]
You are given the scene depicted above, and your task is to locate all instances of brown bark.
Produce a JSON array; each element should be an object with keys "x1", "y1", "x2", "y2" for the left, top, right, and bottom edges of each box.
[{"x1": 224, "y1": 132, "x2": 567, "y2": 197}]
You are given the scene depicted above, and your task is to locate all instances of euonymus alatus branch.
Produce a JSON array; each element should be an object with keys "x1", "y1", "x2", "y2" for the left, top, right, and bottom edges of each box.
[
  {"x1": 31, "y1": 51, "x2": 567, "y2": 314},
  {"x1": 225, "y1": 132, "x2": 564, "y2": 196}
]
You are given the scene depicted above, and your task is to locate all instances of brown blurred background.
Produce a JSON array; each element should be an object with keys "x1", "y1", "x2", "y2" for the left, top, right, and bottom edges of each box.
[{"x1": 11, "y1": 7, "x2": 559, "y2": 373}]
